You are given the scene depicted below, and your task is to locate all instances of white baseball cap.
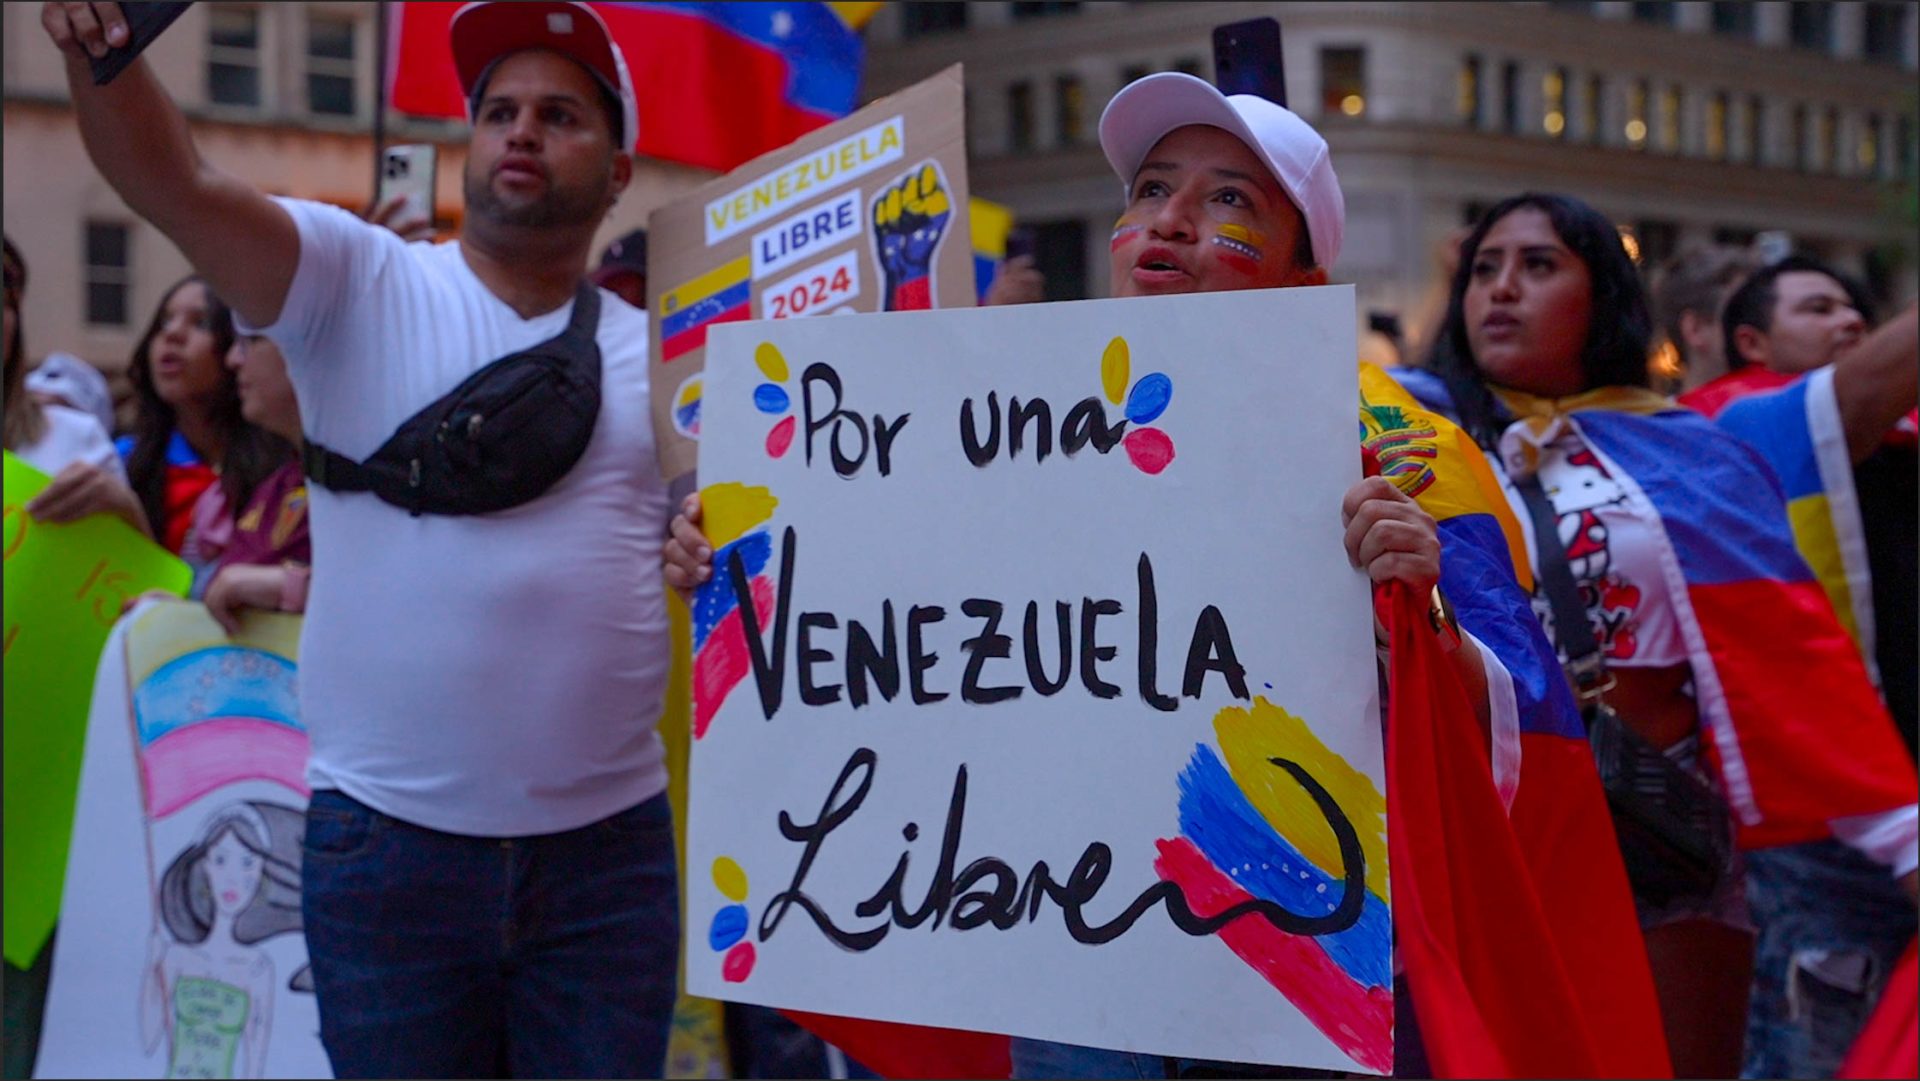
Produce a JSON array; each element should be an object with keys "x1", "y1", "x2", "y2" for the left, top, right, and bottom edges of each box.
[
  {"x1": 1098, "y1": 73, "x2": 1345, "y2": 270},
  {"x1": 449, "y1": 1, "x2": 639, "y2": 153}
]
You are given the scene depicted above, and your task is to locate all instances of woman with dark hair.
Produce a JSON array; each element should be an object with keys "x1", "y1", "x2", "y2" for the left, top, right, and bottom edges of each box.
[
  {"x1": 117, "y1": 277, "x2": 291, "y2": 580},
  {"x1": 1403, "y1": 192, "x2": 1918, "y2": 1077},
  {"x1": 6, "y1": 236, "x2": 145, "y2": 534},
  {"x1": 141, "y1": 801, "x2": 307, "y2": 1080}
]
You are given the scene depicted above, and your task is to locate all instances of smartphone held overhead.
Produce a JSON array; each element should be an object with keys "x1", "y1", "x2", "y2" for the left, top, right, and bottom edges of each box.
[
  {"x1": 380, "y1": 145, "x2": 440, "y2": 225},
  {"x1": 1212, "y1": 17, "x2": 1287, "y2": 107}
]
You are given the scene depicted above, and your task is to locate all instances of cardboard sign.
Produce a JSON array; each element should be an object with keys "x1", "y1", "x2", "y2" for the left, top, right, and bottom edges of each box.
[
  {"x1": 3, "y1": 453, "x2": 191, "y2": 969},
  {"x1": 649, "y1": 65, "x2": 974, "y2": 483},
  {"x1": 682, "y1": 289, "x2": 1393, "y2": 1072},
  {"x1": 36, "y1": 601, "x2": 332, "y2": 1079}
]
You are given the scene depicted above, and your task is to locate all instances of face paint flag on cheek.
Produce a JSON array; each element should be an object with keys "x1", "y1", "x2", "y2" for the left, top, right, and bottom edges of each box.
[
  {"x1": 1211, "y1": 223, "x2": 1265, "y2": 275},
  {"x1": 1110, "y1": 223, "x2": 1145, "y2": 252}
]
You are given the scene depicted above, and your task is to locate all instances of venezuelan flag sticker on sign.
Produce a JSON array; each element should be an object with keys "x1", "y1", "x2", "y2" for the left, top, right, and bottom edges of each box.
[{"x1": 661, "y1": 257, "x2": 753, "y2": 363}]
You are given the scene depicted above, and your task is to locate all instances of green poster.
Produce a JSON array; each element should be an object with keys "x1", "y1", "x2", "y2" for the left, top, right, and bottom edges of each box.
[{"x1": 3, "y1": 452, "x2": 191, "y2": 967}]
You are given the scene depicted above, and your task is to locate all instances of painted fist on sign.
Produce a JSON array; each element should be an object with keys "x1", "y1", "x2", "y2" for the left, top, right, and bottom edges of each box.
[{"x1": 872, "y1": 162, "x2": 951, "y2": 311}]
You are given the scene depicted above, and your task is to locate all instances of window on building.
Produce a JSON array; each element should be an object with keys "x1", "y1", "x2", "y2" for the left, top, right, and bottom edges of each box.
[
  {"x1": 1859, "y1": 112, "x2": 1882, "y2": 175},
  {"x1": 1626, "y1": 79, "x2": 1649, "y2": 147},
  {"x1": 1863, "y1": 3, "x2": 1907, "y2": 64},
  {"x1": 83, "y1": 221, "x2": 130, "y2": 327},
  {"x1": 1711, "y1": 1, "x2": 1756, "y2": 36},
  {"x1": 1818, "y1": 106, "x2": 1838, "y2": 172},
  {"x1": 1896, "y1": 114, "x2": 1914, "y2": 180},
  {"x1": 1008, "y1": 81, "x2": 1035, "y2": 152},
  {"x1": 1172, "y1": 56, "x2": 1206, "y2": 78},
  {"x1": 1011, "y1": 2, "x2": 1081, "y2": 20},
  {"x1": 1033, "y1": 219, "x2": 1088, "y2": 300},
  {"x1": 1706, "y1": 91, "x2": 1729, "y2": 159},
  {"x1": 207, "y1": 6, "x2": 262, "y2": 108},
  {"x1": 1630, "y1": 2, "x2": 1676, "y2": 25},
  {"x1": 1585, "y1": 73, "x2": 1604, "y2": 143},
  {"x1": 1054, "y1": 74, "x2": 1084, "y2": 146},
  {"x1": 1548, "y1": 1, "x2": 1596, "y2": 14},
  {"x1": 902, "y1": 2, "x2": 968, "y2": 37},
  {"x1": 1458, "y1": 54, "x2": 1481, "y2": 126},
  {"x1": 1791, "y1": 103, "x2": 1810, "y2": 169},
  {"x1": 1500, "y1": 61, "x2": 1520, "y2": 134},
  {"x1": 1745, "y1": 94, "x2": 1765, "y2": 163},
  {"x1": 1320, "y1": 47, "x2": 1366, "y2": 118},
  {"x1": 1462, "y1": 200, "x2": 1494, "y2": 227},
  {"x1": 306, "y1": 13, "x2": 356, "y2": 117},
  {"x1": 1122, "y1": 63, "x2": 1153, "y2": 86},
  {"x1": 1788, "y1": 1, "x2": 1834, "y2": 51},
  {"x1": 1657, "y1": 85, "x2": 1680, "y2": 152},
  {"x1": 1714, "y1": 225, "x2": 1758, "y2": 247},
  {"x1": 1542, "y1": 67, "x2": 1567, "y2": 137}
]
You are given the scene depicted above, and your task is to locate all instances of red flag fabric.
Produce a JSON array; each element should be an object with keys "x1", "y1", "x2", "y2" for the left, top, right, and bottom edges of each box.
[
  {"x1": 783, "y1": 1010, "x2": 1010, "y2": 1080},
  {"x1": 1840, "y1": 939, "x2": 1919, "y2": 1080},
  {"x1": 386, "y1": 2, "x2": 871, "y2": 171},
  {"x1": 1383, "y1": 583, "x2": 1671, "y2": 1078}
]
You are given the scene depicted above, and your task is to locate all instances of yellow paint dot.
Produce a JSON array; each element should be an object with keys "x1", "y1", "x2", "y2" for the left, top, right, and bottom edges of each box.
[
  {"x1": 1101, "y1": 337, "x2": 1130, "y2": 406},
  {"x1": 712, "y1": 856, "x2": 749, "y2": 902},
  {"x1": 755, "y1": 342, "x2": 789, "y2": 383}
]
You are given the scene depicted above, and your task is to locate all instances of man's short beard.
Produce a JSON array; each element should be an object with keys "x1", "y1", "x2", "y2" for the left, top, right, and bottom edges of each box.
[{"x1": 464, "y1": 161, "x2": 609, "y2": 230}]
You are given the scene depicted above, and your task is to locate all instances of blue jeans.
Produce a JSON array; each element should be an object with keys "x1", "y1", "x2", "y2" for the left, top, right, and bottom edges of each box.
[
  {"x1": 1009, "y1": 976, "x2": 1426, "y2": 1079},
  {"x1": 301, "y1": 789, "x2": 680, "y2": 1078},
  {"x1": 1742, "y1": 839, "x2": 1916, "y2": 1080}
]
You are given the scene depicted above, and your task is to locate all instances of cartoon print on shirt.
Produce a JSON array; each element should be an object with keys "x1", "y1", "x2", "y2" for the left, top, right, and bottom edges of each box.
[{"x1": 1530, "y1": 446, "x2": 1645, "y2": 662}]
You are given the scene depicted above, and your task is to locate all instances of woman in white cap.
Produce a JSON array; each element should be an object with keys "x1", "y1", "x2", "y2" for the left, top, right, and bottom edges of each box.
[{"x1": 661, "y1": 72, "x2": 1650, "y2": 1079}]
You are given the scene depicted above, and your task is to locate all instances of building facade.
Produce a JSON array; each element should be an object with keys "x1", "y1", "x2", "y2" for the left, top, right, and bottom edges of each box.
[
  {"x1": 4, "y1": 2, "x2": 1915, "y2": 408},
  {"x1": 863, "y1": 0, "x2": 1920, "y2": 360},
  {"x1": 1, "y1": 1, "x2": 714, "y2": 418}
]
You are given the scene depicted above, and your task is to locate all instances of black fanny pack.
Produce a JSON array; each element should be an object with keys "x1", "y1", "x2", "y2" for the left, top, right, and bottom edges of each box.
[{"x1": 302, "y1": 282, "x2": 602, "y2": 516}]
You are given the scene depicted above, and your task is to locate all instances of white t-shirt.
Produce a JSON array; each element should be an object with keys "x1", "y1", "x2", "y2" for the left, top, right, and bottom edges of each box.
[
  {"x1": 1501, "y1": 419, "x2": 1687, "y2": 669},
  {"x1": 243, "y1": 197, "x2": 670, "y2": 836},
  {"x1": 16, "y1": 403, "x2": 123, "y2": 481}
]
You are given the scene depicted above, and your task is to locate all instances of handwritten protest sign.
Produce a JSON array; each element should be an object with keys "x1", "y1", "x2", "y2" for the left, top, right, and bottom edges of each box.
[
  {"x1": 684, "y1": 289, "x2": 1392, "y2": 1072},
  {"x1": 3, "y1": 453, "x2": 191, "y2": 968},
  {"x1": 648, "y1": 65, "x2": 974, "y2": 484}
]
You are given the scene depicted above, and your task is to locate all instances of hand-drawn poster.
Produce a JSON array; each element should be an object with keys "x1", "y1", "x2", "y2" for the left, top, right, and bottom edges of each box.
[
  {"x1": 647, "y1": 64, "x2": 973, "y2": 484},
  {"x1": 35, "y1": 601, "x2": 332, "y2": 1080},
  {"x1": 684, "y1": 289, "x2": 1391, "y2": 1072}
]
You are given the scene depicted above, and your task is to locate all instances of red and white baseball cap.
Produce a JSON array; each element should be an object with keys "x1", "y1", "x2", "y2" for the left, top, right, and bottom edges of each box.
[
  {"x1": 449, "y1": 1, "x2": 639, "y2": 152},
  {"x1": 1098, "y1": 73, "x2": 1345, "y2": 271}
]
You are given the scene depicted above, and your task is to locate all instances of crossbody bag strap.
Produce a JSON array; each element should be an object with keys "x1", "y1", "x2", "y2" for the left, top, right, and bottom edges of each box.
[{"x1": 1511, "y1": 471, "x2": 1614, "y2": 702}]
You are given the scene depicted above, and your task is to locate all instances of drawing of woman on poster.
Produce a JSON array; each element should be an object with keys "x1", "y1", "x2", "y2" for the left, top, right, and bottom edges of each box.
[{"x1": 139, "y1": 801, "x2": 306, "y2": 1079}]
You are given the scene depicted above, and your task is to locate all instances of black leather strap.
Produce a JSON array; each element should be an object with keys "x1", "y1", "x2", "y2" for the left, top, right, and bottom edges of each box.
[{"x1": 1512, "y1": 470, "x2": 1609, "y2": 694}]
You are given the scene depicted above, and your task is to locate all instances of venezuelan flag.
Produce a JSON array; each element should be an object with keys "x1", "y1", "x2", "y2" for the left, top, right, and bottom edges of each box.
[
  {"x1": 1380, "y1": 365, "x2": 1671, "y2": 1077},
  {"x1": 388, "y1": 3, "x2": 881, "y2": 172},
  {"x1": 970, "y1": 197, "x2": 1013, "y2": 302},
  {"x1": 1713, "y1": 366, "x2": 1877, "y2": 678},
  {"x1": 660, "y1": 257, "x2": 752, "y2": 364},
  {"x1": 1572, "y1": 406, "x2": 1917, "y2": 848},
  {"x1": 128, "y1": 612, "x2": 307, "y2": 817}
]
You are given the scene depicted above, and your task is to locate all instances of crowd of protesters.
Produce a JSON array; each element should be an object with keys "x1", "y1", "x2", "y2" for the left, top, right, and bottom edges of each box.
[{"x1": 7, "y1": 1, "x2": 1917, "y2": 1079}]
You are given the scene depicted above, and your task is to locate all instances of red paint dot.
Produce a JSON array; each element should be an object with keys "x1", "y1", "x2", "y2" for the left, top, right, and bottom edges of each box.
[
  {"x1": 1123, "y1": 427, "x2": 1175, "y2": 474},
  {"x1": 766, "y1": 415, "x2": 796, "y2": 458},
  {"x1": 722, "y1": 941, "x2": 756, "y2": 983}
]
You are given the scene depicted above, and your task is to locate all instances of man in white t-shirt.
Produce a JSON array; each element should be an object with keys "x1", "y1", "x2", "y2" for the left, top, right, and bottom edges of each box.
[{"x1": 42, "y1": 3, "x2": 678, "y2": 1075}]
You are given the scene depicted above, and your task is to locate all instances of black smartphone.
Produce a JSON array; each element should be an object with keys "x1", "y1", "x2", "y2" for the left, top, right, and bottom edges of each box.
[
  {"x1": 90, "y1": 2, "x2": 194, "y2": 86},
  {"x1": 1212, "y1": 17, "x2": 1286, "y2": 108},
  {"x1": 1004, "y1": 225, "x2": 1037, "y2": 262}
]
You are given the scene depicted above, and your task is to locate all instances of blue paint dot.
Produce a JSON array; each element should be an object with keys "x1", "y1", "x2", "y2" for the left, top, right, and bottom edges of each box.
[
  {"x1": 708, "y1": 904, "x2": 749, "y2": 952},
  {"x1": 1125, "y1": 373, "x2": 1172, "y2": 424},
  {"x1": 754, "y1": 384, "x2": 791, "y2": 414}
]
